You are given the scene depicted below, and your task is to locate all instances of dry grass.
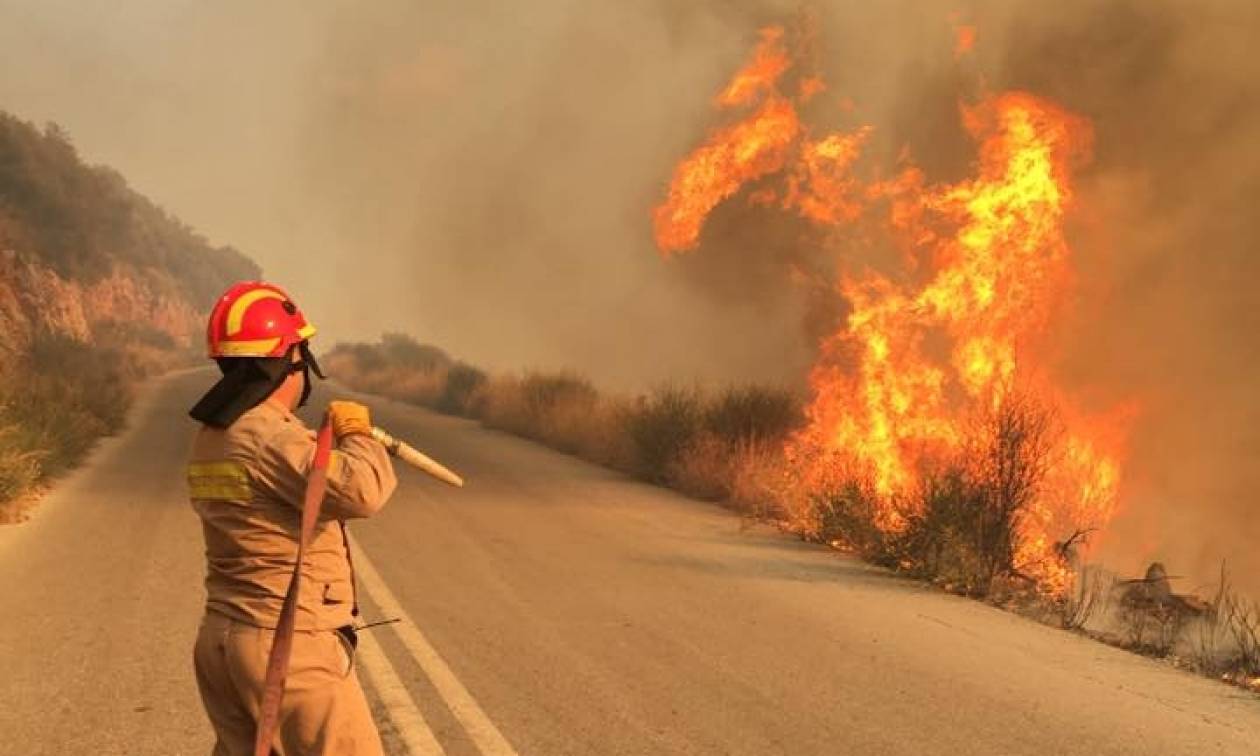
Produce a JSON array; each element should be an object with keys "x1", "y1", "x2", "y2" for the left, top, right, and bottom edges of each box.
[
  {"x1": 328, "y1": 336, "x2": 806, "y2": 514},
  {"x1": 1196, "y1": 567, "x2": 1260, "y2": 684},
  {"x1": 0, "y1": 327, "x2": 182, "y2": 516},
  {"x1": 1059, "y1": 564, "x2": 1113, "y2": 632},
  {"x1": 323, "y1": 335, "x2": 488, "y2": 416},
  {"x1": 726, "y1": 439, "x2": 792, "y2": 519},
  {"x1": 667, "y1": 431, "x2": 733, "y2": 500}
]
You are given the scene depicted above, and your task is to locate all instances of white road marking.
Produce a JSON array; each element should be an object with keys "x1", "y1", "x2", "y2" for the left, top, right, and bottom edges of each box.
[
  {"x1": 352, "y1": 537, "x2": 520, "y2": 756},
  {"x1": 355, "y1": 623, "x2": 447, "y2": 755}
]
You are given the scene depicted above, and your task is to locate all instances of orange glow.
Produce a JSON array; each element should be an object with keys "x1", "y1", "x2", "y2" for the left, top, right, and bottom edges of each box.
[
  {"x1": 955, "y1": 24, "x2": 977, "y2": 58},
  {"x1": 653, "y1": 28, "x2": 1131, "y2": 594}
]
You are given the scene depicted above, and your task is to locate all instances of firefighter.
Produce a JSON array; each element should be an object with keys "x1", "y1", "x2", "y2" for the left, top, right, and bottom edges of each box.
[{"x1": 186, "y1": 281, "x2": 396, "y2": 755}]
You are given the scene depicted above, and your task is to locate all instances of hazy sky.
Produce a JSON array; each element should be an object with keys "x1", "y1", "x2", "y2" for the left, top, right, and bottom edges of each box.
[
  {"x1": 0, "y1": 0, "x2": 1256, "y2": 592},
  {"x1": 0, "y1": 0, "x2": 817, "y2": 387}
]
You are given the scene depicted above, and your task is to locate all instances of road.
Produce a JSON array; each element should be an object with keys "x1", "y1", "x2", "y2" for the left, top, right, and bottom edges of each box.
[{"x1": 0, "y1": 370, "x2": 1257, "y2": 755}]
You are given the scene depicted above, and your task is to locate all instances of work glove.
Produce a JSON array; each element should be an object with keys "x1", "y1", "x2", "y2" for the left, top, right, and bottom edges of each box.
[{"x1": 328, "y1": 400, "x2": 373, "y2": 439}]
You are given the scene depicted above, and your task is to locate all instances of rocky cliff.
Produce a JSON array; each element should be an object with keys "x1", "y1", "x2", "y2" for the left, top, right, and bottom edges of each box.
[{"x1": 0, "y1": 249, "x2": 202, "y2": 357}]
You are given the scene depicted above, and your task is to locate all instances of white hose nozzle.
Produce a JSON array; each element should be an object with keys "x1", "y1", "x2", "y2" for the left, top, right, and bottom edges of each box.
[{"x1": 371, "y1": 427, "x2": 465, "y2": 488}]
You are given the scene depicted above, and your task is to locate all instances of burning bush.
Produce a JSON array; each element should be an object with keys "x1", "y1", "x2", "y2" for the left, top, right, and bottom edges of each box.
[
  {"x1": 651, "y1": 24, "x2": 1130, "y2": 596},
  {"x1": 812, "y1": 479, "x2": 898, "y2": 566},
  {"x1": 788, "y1": 392, "x2": 1070, "y2": 596}
]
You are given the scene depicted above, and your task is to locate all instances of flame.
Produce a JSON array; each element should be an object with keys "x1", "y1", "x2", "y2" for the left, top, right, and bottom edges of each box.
[
  {"x1": 652, "y1": 26, "x2": 1131, "y2": 594},
  {"x1": 653, "y1": 27, "x2": 800, "y2": 255}
]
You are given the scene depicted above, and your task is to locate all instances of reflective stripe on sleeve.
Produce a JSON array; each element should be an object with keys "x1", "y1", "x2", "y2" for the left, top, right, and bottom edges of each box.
[{"x1": 187, "y1": 460, "x2": 252, "y2": 500}]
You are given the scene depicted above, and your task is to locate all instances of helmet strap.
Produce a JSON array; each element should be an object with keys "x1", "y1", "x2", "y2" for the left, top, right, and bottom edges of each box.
[{"x1": 296, "y1": 341, "x2": 324, "y2": 408}]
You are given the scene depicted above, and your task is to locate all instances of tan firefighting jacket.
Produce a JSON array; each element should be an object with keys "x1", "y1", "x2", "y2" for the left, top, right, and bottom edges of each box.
[{"x1": 187, "y1": 399, "x2": 397, "y2": 631}]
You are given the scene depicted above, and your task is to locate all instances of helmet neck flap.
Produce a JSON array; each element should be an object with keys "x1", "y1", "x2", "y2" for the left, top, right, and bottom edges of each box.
[{"x1": 188, "y1": 343, "x2": 325, "y2": 429}]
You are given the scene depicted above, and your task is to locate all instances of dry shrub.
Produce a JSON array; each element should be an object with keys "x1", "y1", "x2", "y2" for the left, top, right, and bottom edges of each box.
[
  {"x1": 393, "y1": 365, "x2": 450, "y2": 407},
  {"x1": 667, "y1": 431, "x2": 733, "y2": 500},
  {"x1": 329, "y1": 337, "x2": 813, "y2": 523},
  {"x1": 635, "y1": 384, "x2": 802, "y2": 496},
  {"x1": 727, "y1": 439, "x2": 793, "y2": 519},
  {"x1": 623, "y1": 386, "x2": 704, "y2": 484},
  {"x1": 703, "y1": 386, "x2": 800, "y2": 445},
  {"x1": 324, "y1": 336, "x2": 485, "y2": 417},
  {"x1": 468, "y1": 374, "x2": 529, "y2": 432},
  {"x1": 438, "y1": 362, "x2": 486, "y2": 415},
  {"x1": 1114, "y1": 563, "x2": 1199, "y2": 657},
  {"x1": 557, "y1": 397, "x2": 637, "y2": 471},
  {"x1": 3, "y1": 330, "x2": 133, "y2": 474},
  {"x1": 1221, "y1": 586, "x2": 1260, "y2": 679},
  {"x1": 1060, "y1": 564, "x2": 1114, "y2": 631},
  {"x1": 474, "y1": 372, "x2": 594, "y2": 441},
  {"x1": 378, "y1": 332, "x2": 451, "y2": 373},
  {"x1": 0, "y1": 328, "x2": 159, "y2": 509},
  {"x1": 0, "y1": 439, "x2": 41, "y2": 504}
]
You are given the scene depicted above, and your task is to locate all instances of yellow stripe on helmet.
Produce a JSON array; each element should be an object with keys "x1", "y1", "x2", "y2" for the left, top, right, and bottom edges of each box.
[
  {"x1": 226, "y1": 289, "x2": 287, "y2": 336},
  {"x1": 216, "y1": 336, "x2": 283, "y2": 357}
]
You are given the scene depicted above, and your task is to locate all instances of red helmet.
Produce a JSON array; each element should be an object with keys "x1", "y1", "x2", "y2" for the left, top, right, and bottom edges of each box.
[{"x1": 205, "y1": 281, "x2": 316, "y2": 358}]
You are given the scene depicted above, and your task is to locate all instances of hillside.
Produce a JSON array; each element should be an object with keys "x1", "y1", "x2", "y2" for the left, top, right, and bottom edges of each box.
[{"x1": 0, "y1": 112, "x2": 259, "y2": 519}]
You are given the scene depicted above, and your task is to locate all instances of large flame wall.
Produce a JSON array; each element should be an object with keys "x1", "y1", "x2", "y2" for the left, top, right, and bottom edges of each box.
[{"x1": 653, "y1": 24, "x2": 1133, "y2": 592}]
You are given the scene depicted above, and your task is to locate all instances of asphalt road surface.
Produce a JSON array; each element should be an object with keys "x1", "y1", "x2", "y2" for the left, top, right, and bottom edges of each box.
[{"x1": 1, "y1": 370, "x2": 1257, "y2": 755}]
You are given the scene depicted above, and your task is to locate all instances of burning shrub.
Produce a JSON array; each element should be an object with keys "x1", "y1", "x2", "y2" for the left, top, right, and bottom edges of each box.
[
  {"x1": 899, "y1": 469, "x2": 992, "y2": 593},
  {"x1": 651, "y1": 25, "x2": 1129, "y2": 597},
  {"x1": 813, "y1": 479, "x2": 899, "y2": 566},
  {"x1": 793, "y1": 391, "x2": 1067, "y2": 596},
  {"x1": 964, "y1": 393, "x2": 1058, "y2": 589}
]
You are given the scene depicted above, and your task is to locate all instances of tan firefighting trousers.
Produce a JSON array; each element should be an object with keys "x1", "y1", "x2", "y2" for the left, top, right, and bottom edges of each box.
[{"x1": 193, "y1": 611, "x2": 384, "y2": 756}]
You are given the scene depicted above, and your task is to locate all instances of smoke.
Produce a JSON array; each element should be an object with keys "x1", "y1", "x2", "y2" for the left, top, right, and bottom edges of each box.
[
  {"x1": 0, "y1": 0, "x2": 1256, "y2": 593},
  {"x1": 983, "y1": 0, "x2": 1260, "y2": 598}
]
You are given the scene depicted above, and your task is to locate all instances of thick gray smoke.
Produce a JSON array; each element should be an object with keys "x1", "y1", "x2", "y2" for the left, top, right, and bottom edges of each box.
[{"x1": 0, "y1": 0, "x2": 1255, "y2": 594}]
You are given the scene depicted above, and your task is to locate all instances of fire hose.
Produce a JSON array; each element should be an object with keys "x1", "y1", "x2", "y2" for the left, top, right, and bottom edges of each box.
[
  {"x1": 371, "y1": 426, "x2": 465, "y2": 487},
  {"x1": 253, "y1": 417, "x2": 463, "y2": 756}
]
